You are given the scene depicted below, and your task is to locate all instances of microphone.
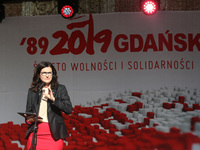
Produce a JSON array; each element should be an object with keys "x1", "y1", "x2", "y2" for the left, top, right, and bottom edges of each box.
[{"x1": 39, "y1": 82, "x2": 46, "y2": 92}]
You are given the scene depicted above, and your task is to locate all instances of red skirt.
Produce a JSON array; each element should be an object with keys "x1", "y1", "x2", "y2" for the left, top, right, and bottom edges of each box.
[{"x1": 26, "y1": 122, "x2": 63, "y2": 150}]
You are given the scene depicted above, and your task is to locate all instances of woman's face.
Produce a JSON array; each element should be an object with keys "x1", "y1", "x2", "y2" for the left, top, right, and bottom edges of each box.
[{"x1": 39, "y1": 67, "x2": 53, "y2": 85}]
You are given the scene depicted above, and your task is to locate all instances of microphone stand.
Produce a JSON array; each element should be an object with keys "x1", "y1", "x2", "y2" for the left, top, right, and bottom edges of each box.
[{"x1": 30, "y1": 84, "x2": 44, "y2": 150}]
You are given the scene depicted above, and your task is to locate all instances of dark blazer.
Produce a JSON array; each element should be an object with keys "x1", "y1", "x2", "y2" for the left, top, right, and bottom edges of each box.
[{"x1": 25, "y1": 84, "x2": 73, "y2": 141}]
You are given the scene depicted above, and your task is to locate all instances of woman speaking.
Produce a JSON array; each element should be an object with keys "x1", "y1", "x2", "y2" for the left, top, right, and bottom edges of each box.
[{"x1": 25, "y1": 61, "x2": 72, "y2": 150}]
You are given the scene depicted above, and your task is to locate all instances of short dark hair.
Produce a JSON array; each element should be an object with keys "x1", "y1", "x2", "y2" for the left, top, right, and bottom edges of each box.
[{"x1": 30, "y1": 61, "x2": 58, "y2": 92}]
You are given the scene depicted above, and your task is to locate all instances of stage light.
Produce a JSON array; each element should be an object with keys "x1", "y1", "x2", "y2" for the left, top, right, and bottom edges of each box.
[
  {"x1": 58, "y1": 0, "x2": 78, "y2": 19},
  {"x1": 140, "y1": 0, "x2": 160, "y2": 15},
  {"x1": 61, "y1": 5, "x2": 74, "y2": 18}
]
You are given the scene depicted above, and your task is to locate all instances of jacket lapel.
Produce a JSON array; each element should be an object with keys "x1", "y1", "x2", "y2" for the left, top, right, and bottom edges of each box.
[{"x1": 35, "y1": 91, "x2": 42, "y2": 107}]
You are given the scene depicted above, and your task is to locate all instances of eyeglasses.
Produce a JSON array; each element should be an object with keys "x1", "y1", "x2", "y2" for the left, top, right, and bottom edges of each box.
[{"x1": 40, "y1": 72, "x2": 53, "y2": 76}]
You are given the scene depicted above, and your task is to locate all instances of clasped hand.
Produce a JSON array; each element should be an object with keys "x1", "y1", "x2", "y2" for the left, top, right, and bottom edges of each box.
[{"x1": 42, "y1": 87, "x2": 55, "y2": 102}]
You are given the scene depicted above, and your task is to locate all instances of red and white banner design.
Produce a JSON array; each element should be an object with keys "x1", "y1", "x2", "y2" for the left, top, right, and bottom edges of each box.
[{"x1": 0, "y1": 12, "x2": 200, "y2": 124}]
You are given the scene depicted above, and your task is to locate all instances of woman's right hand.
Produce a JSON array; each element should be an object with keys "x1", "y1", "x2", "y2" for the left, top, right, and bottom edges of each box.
[{"x1": 25, "y1": 114, "x2": 43, "y2": 123}]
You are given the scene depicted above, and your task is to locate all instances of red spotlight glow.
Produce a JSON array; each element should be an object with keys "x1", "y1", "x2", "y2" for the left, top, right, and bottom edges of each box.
[
  {"x1": 61, "y1": 5, "x2": 74, "y2": 18},
  {"x1": 142, "y1": 0, "x2": 158, "y2": 15}
]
